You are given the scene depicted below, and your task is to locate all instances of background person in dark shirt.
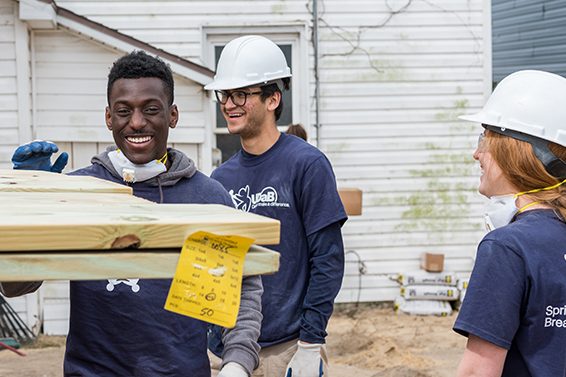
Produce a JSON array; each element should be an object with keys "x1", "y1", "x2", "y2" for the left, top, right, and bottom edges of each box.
[{"x1": 205, "y1": 35, "x2": 347, "y2": 377}]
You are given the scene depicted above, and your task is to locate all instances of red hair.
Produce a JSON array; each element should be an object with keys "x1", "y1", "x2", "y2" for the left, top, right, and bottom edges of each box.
[{"x1": 484, "y1": 129, "x2": 566, "y2": 218}]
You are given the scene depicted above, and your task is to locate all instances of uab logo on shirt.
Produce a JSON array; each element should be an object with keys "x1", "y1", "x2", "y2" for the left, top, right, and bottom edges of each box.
[{"x1": 229, "y1": 185, "x2": 290, "y2": 212}]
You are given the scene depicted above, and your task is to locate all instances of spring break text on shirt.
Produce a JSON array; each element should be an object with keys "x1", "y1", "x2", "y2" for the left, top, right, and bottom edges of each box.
[{"x1": 545, "y1": 305, "x2": 566, "y2": 328}]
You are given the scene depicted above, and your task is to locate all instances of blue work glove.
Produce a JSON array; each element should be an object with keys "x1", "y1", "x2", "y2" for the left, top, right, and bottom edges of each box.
[
  {"x1": 218, "y1": 362, "x2": 248, "y2": 377},
  {"x1": 12, "y1": 141, "x2": 68, "y2": 173},
  {"x1": 285, "y1": 341, "x2": 323, "y2": 377}
]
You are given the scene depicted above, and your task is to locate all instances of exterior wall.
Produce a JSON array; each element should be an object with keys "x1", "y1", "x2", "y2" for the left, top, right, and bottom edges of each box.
[
  {"x1": 313, "y1": 1, "x2": 490, "y2": 302},
  {"x1": 3, "y1": 1, "x2": 492, "y2": 335},
  {"x1": 31, "y1": 30, "x2": 121, "y2": 170},
  {"x1": 0, "y1": 0, "x2": 19, "y2": 167},
  {"x1": 31, "y1": 29, "x2": 204, "y2": 171},
  {"x1": 0, "y1": 0, "x2": 41, "y2": 333},
  {"x1": 492, "y1": 0, "x2": 566, "y2": 84},
  {"x1": 41, "y1": 281, "x2": 69, "y2": 335}
]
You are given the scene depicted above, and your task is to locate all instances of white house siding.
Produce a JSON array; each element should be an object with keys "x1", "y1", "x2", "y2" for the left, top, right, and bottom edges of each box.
[
  {"x1": 31, "y1": 30, "x2": 121, "y2": 170},
  {"x1": 311, "y1": 1, "x2": 490, "y2": 302},
  {"x1": 0, "y1": 0, "x2": 18, "y2": 167},
  {"x1": 55, "y1": 0, "x2": 311, "y2": 63},
  {"x1": 0, "y1": 0, "x2": 42, "y2": 333},
  {"x1": 31, "y1": 30, "x2": 205, "y2": 170},
  {"x1": 41, "y1": 281, "x2": 69, "y2": 335}
]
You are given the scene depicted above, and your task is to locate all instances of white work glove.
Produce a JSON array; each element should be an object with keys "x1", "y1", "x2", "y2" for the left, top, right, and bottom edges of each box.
[
  {"x1": 218, "y1": 362, "x2": 249, "y2": 377},
  {"x1": 284, "y1": 341, "x2": 323, "y2": 377}
]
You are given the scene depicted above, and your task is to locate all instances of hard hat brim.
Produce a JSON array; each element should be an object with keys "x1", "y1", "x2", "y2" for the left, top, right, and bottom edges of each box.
[
  {"x1": 204, "y1": 75, "x2": 291, "y2": 91},
  {"x1": 204, "y1": 79, "x2": 253, "y2": 91},
  {"x1": 458, "y1": 113, "x2": 484, "y2": 124}
]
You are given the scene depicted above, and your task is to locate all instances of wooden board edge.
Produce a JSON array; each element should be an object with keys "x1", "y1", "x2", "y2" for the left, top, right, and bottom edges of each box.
[{"x1": 0, "y1": 245, "x2": 280, "y2": 281}]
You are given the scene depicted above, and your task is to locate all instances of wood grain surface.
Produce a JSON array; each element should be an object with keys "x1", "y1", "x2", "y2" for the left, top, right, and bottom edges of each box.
[
  {"x1": 0, "y1": 169, "x2": 132, "y2": 194},
  {"x1": 0, "y1": 169, "x2": 281, "y2": 279},
  {"x1": 1, "y1": 199, "x2": 280, "y2": 250},
  {"x1": 0, "y1": 245, "x2": 280, "y2": 280}
]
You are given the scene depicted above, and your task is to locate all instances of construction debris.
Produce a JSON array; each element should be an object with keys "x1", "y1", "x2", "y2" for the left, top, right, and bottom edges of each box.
[
  {"x1": 0, "y1": 296, "x2": 35, "y2": 345},
  {"x1": 0, "y1": 337, "x2": 26, "y2": 356}
]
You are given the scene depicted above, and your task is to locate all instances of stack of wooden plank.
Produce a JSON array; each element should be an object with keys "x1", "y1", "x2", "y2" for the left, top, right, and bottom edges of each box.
[{"x1": 0, "y1": 170, "x2": 280, "y2": 281}]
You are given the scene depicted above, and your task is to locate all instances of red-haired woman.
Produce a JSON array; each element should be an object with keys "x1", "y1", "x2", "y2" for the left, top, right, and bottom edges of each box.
[{"x1": 454, "y1": 70, "x2": 566, "y2": 377}]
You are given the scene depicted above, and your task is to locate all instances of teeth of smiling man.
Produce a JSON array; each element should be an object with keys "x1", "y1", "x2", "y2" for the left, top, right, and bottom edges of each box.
[
  {"x1": 228, "y1": 112, "x2": 243, "y2": 118},
  {"x1": 127, "y1": 136, "x2": 152, "y2": 144}
]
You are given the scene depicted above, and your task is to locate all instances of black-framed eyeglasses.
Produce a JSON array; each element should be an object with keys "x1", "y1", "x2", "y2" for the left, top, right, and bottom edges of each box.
[{"x1": 215, "y1": 90, "x2": 263, "y2": 106}]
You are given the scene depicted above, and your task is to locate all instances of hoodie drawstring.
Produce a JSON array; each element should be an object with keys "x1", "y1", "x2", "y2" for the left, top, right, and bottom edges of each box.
[{"x1": 157, "y1": 176, "x2": 164, "y2": 204}]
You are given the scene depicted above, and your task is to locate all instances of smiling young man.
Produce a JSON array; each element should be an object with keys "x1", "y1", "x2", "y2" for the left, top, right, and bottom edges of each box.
[
  {"x1": 205, "y1": 35, "x2": 347, "y2": 377},
  {"x1": 106, "y1": 76, "x2": 175, "y2": 165},
  {"x1": 2, "y1": 51, "x2": 261, "y2": 377}
]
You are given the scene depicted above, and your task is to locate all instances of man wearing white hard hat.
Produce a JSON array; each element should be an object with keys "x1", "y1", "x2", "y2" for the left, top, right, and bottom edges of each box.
[
  {"x1": 453, "y1": 70, "x2": 566, "y2": 376},
  {"x1": 206, "y1": 35, "x2": 347, "y2": 377}
]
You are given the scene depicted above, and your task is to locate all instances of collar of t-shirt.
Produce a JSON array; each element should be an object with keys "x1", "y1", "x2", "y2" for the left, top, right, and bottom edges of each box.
[
  {"x1": 514, "y1": 208, "x2": 562, "y2": 223},
  {"x1": 239, "y1": 133, "x2": 286, "y2": 167}
]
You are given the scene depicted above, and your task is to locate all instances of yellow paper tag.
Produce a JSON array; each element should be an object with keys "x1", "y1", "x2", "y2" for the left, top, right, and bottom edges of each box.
[{"x1": 164, "y1": 231, "x2": 254, "y2": 328}]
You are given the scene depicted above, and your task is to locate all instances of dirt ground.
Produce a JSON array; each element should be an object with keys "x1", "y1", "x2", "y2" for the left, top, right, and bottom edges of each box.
[
  {"x1": 327, "y1": 304, "x2": 466, "y2": 377},
  {"x1": 0, "y1": 303, "x2": 466, "y2": 377}
]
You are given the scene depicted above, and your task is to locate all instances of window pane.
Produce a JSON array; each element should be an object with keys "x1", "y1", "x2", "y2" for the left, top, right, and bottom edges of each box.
[
  {"x1": 277, "y1": 44, "x2": 293, "y2": 126},
  {"x1": 215, "y1": 45, "x2": 228, "y2": 129},
  {"x1": 216, "y1": 133, "x2": 242, "y2": 163}
]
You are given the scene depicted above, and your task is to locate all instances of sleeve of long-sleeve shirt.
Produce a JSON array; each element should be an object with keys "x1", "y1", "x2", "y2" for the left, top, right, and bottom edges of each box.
[
  {"x1": 201, "y1": 182, "x2": 263, "y2": 374},
  {"x1": 221, "y1": 274, "x2": 263, "y2": 375},
  {"x1": 299, "y1": 221, "x2": 345, "y2": 343},
  {"x1": 0, "y1": 282, "x2": 43, "y2": 297}
]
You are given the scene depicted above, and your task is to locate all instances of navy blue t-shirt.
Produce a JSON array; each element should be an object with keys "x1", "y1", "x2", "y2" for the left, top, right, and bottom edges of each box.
[
  {"x1": 454, "y1": 209, "x2": 566, "y2": 377},
  {"x1": 211, "y1": 133, "x2": 347, "y2": 347},
  {"x1": 64, "y1": 162, "x2": 233, "y2": 377}
]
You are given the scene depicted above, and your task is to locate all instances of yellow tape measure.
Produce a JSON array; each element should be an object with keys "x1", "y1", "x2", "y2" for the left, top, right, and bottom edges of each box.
[{"x1": 164, "y1": 231, "x2": 254, "y2": 328}]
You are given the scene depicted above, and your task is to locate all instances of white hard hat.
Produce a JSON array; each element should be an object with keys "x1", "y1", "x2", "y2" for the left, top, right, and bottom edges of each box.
[
  {"x1": 204, "y1": 35, "x2": 291, "y2": 91},
  {"x1": 459, "y1": 70, "x2": 566, "y2": 147}
]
